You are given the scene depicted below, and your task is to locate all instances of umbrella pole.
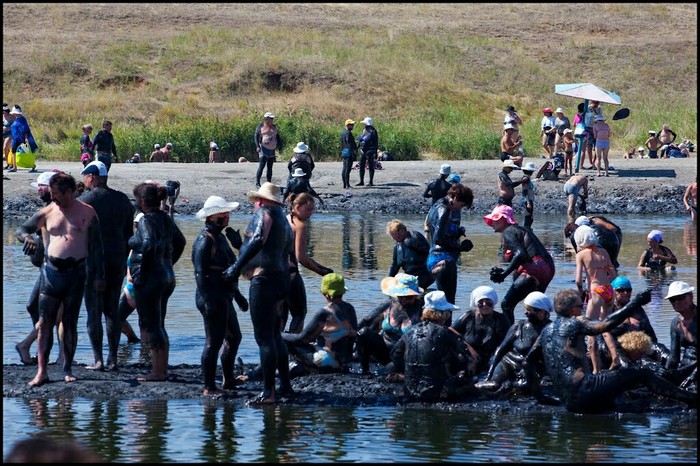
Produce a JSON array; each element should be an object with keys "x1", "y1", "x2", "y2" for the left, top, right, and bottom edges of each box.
[{"x1": 574, "y1": 98, "x2": 590, "y2": 173}]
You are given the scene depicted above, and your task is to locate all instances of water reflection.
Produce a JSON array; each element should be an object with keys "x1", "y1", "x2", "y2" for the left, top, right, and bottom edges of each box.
[
  {"x1": 127, "y1": 399, "x2": 171, "y2": 462},
  {"x1": 684, "y1": 221, "x2": 697, "y2": 256},
  {"x1": 341, "y1": 214, "x2": 355, "y2": 269},
  {"x1": 200, "y1": 399, "x2": 239, "y2": 462}
]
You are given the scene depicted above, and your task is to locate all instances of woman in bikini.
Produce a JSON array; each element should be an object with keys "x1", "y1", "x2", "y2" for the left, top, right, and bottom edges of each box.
[{"x1": 574, "y1": 225, "x2": 620, "y2": 373}]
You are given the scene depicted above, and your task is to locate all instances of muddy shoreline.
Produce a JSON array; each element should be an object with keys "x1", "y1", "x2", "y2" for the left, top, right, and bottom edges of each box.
[{"x1": 2, "y1": 158, "x2": 696, "y2": 220}]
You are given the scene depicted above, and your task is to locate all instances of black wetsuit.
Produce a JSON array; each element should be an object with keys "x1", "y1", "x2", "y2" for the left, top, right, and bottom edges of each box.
[
  {"x1": 526, "y1": 292, "x2": 696, "y2": 413},
  {"x1": 388, "y1": 230, "x2": 434, "y2": 290},
  {"x1": 495, "y1": 224, "x2": 555, "y2": 325},
  {"x1": 640, "y1": 245, "x2": 677, "y2": 271},
  {"x1": 25, "y1": 232, "x2": 45, "y2": 326},
  {"x1": 425, "y1": 197, "x2": 470, "y2": 307},
  {"x1": 92, "y1": 129, "x2": 117, "y2": 170},
  {"x1": 666, "y1": 304, "x2": 697, "y2": 371},
  {"x1": 287, "y1": 153, "x2": 315, "y2": 180},
  {"x1": 569, "y1": 217, "x2": 622, "y2": 269},
  {"x1": 423, "y1": 176, "x2": 451, "y2": 205},
  {"x1": 283, "y1": 302, "x2": 358, "y2": 374},
  {"x1": 451, "y1": 309, "x2": 510, "y2": 375},
  {"x1": 128, "y1": 209, "x2": 186, "y2": 350},
  {"x1": 485, "y1": 316, "x2": 551, "y2": 389},
  {"x1": 192, "y1": 222, "x2": 248, "y2": 392},
  {"x1": 223, "y1": 203, "x2": 294, "y2": 399},
  {"x1": 357, "y1": 126, "x2": 378, "y2": 185},
  {"x1": 391, "y1": 320, "x2": 472, "y2": 401},
  {"x1": 282, "y1": 176, "x2": 322, "y2": 206},
  {"x1": 78, "y1": 185, "x2": 135, "y2": 367},
  {"x1": 340, "y1": 128, "x2": 357, "y2": 189}
]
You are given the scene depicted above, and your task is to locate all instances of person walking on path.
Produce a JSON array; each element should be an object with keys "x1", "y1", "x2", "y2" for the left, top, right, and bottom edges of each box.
[
  {"x1": 254, "y1": 112, "x2": 283, "y2": 188},
  {"x1": 340, "y1": 119, "x2": 357, "y2": 189},
  {"x1": 223, "y1": 182, "x2": 295, "y2": 404},
  {"x1": 16, "y1": 173, "x2": 105, "y2": 386},
  {"x1": 192, "y1": 196, "x2": 248, "y2": 396},
  {"x1": 209, "y1": 141, "x2": 222, "y2": 163},
  {"x1": 92, "y1": 120, "x2": 117, "y2": 171},
  {"x1": 357, "y1": 117, "x2": 378, "y2": 186},
  {"x1": 79, "y1": 124, "x2": 94, "y2": 165},
  {"x1": 150, "y1": 144, "x2": 164, "y2": 162},
  {"x1": 592, "y1": 115, "x2": 611, "y2": 177},
  {"x1": 78, "y1": 161, "x2": 135, "y2": 371},
  {"x1": 423, "y1": 164, "x2": 452, "y2": 205}
]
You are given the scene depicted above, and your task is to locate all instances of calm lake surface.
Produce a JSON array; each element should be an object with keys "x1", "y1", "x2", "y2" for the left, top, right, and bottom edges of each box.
[{"x1": 3, "y1": 212, "x2": 697, "y2": 462}]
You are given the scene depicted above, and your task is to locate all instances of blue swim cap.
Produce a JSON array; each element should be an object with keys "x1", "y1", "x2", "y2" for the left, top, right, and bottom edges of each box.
[{"x1": 611, "y1": 276, "x2": 632, "y2": 290}]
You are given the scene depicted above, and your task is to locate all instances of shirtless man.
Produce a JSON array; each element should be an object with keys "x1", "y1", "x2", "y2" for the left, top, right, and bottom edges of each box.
[
  {"x1": 500, "y1": 125, "x2": 523, "y2": 166},
  {"x1": 525, "y1": 288, "x2": 696, "y2": 413},
  {"x1": 563, "y1": 174, "x2": 589, "y2": 224},
  {"x1": 574, "y1": 225, "x2": 619, "y2": 373},
  {"x1": 497, "y1": 159, "x2": 526, "y2": 207},
  {"x1": 683, "y1": 177, "x2": 697, "y2": 222},
  {"x1": 645, "y1": 130, "x2": 662, "y2": 159},
  {"x1": 16, "y1": 173, "x2": 104, "y2": 386}
]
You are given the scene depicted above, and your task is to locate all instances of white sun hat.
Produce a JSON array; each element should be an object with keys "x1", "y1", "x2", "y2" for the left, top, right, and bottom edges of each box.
[
  {"x1": 361, "y1": 117, "x2": 373, "y2": 126},
  {"x1": 292, "y1": 167, "x2": 306, "y2": 177},
  {"x1": 293, "y1": 142, "x2": 309, "y2": 153},
  {"x1": 196, "y1": 196, "x2": 240, "y2": 220},
  {"x1": 665, "y1": 281, "x2": 694, "y2": 300},
  {"x1": 423, "y1": 290, "x2": 460, "y2": 312}
]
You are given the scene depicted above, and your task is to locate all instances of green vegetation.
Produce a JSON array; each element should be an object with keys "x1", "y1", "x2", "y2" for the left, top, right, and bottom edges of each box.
[{"x1": 3, "y1": 4, "x2": 696, "y2": 163}]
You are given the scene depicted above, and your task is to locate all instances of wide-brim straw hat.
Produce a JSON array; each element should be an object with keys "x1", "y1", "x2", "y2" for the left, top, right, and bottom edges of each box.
[
  {"x1": 380, "y1": 273, "x2": 423, "y2": 297},
  {"x1": 196, "y1": 195, "x2": 240, "y2": 220},
  {"x1": 247, "y1": 182, "x2": 283, "y2": 205}
]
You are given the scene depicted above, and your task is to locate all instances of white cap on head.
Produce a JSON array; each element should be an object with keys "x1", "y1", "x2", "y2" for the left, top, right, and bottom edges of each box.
[
  {"x1": 574, "y1": 215, "x2": 590, "y2": 226},
  {"x1": 470, "y1": 286, "x2": 499, "y2": 308},
  {"x1": 439, "y1": 164, "x2": 451, "y2": 175},
  {"x1": 81, "y1": 161, "x2": 108, "y2": 177},
  {"x1": 524, "y1": 291, "x2": 553, "y2": 313}
]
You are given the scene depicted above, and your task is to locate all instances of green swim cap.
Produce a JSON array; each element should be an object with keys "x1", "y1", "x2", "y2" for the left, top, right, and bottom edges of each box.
[{"x1": 321, "y1": 273, "x2": 347, "y2": 298}]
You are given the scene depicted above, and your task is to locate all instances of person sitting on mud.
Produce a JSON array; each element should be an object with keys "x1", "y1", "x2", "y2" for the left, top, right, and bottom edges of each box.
[
  {"x1": 283, "y1": 273, "x2": 358, "y2": 376},
  {"x1": 483, "y1": 204, "x2": 555, "y2": 325},
  {"x1": 475, "y1": 291, "x2": 553, "y2": 394},
  {"x1": 386, "y1": 219, "x2": 434, "y2": 290},
  {"x1": 637, "y1": 229, "x2": 678, "y2": 274},
  {"x1": 450, "y1": 285, "x2": 510, "y2": 376},
  {"x1": 565, "y1": 215, "x2": 623, "y2": 270},
  {"x1": 525, "y1": 288, "x2": 697, "y2": 413},
  {"x1": 390, "y1": 290, "x2": 476, "y2": 402},
  {"x1": 356, "y1": 274, "x2": 424, "y2": 375}
]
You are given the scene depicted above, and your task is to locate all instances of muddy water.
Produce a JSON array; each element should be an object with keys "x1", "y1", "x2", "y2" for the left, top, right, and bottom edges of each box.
[{"x1": 3, "y1": 213, "x2": 697, "y2": 462}]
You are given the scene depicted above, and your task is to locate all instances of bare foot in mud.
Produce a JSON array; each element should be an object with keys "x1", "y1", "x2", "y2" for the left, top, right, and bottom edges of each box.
[
  {"x1": 64, "y1": 374, "x2": 77, "y2": 383},
  {"x1": 247, "y1": 392, "x2": 276, "y2": 405},
  {"x1": 86, "y1": 361, "x2": 104, "y2": 371},
  {"x1": 137, "y1": 373, "x2": 167, "y2": 382},
  {"x1": 203, "y1": 388, "x2": 224, "y2": 397},
  {"x1": 234, "y1": 375, "x2": 249, "y2": 383},
  {"x1": 28, "y1": 374, "x2": 49, "y2": 387},
  {"x1": 15, "y1": 343, "x2": 37, "y2": 365}
]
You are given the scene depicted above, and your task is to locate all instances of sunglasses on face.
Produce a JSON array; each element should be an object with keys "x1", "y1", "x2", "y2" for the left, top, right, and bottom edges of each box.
[
  {"x1": 669, "y1": 294, "x2": 687, "y2": 303},
  {"x1": 615, "y1": 288, "x2": 632, "y2": 293},
  {"x1": 477, "y1": 300, "x2": 494, "y2": 308}
]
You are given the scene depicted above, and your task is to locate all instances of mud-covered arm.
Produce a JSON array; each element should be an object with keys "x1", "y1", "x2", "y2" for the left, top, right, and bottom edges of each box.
[
  {"x1": 15, "y1": 209, "x2": 47, "y2": 256},
  {"x1": 499, "y1": 228, "x2": 530, "y2": 277},
  {"x1": 388, "y1": 244, "x2": 400, "y2": 277},
  {"x1": 433, "y1": 204, "x2": 461, "y2": 252},
  {"x1": 485, "y1": 322, "x2": 518, "y2": 380},
  {"x1": 283, "y1": 309, "x2": 330, "y2": 344},
  {"x1": 192, "y1": 234, "x2": 214, "y2": 301},
  {"x1": 223, "y1": 210, "x2": 267, "y2": 281},
  {"x1": 390, "y1": 333, "x2": 407, "y2": 371},
  {"x1": 582, "y1": 289, "x2": 652, "y2": 335},
  {"x1": 523, "y1": 335, "x2": 560, "y2": 405},
  {"x1": 87, "y1": 215, "x2": 105, "y2": 282},
  {"x1": 171, "y1": 222, "x2": 187, "y2": 265},
  {"x1": 358, "y1": 300, "x2": 391, "y2": 330},
  {"x1": 666, "y1": 319, "x2": 682, "y2": 370},
  {"x1": 423, "y1": 181, "x2": 434, "y2": 198}
]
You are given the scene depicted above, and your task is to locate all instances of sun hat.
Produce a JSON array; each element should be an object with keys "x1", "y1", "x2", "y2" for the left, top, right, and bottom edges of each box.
[
  {"x1": 10, "y1": 105, "x2": 22, "y2": 115},
  {"x1": 470, "y1": 286, "x2": 499, "y2": 308},
  {"x1": 293, "y1": 142, "x2": 309, "y2": 153},
  {"x1": 264, "y1": 112, "x2": 275, "y2": 119},
  {"x1": 574, "y1": 224, "x2": 597, "y2": 248},
  {"x1": 380, "y1": 273, "x2": 423, "y2": 297},
  {"x1": 247, "y1": 182, "x2": 284, "y2": 205},
  {"x1": 524, "y1": 291, "x2": 553, "y2": 313},
  {"x1": 134, "y1": 212, "x2": 144, "y2": 223},
  {"x1": 555, "y1": 107, "x2": 564, "y2": 114},
  {"x1": 344, "y1": 119, "x2": 356, "y2": 126},
  {"x1": 361, "y1": 117, "x2": 373, "y2": 126},
  {"x1": 595, "y1": 115, "x2": 606, "y2": 121},
  {"x1": 81, "y1": 160, "x2": 108, "y2": 177},
  {"x1": 503, "y1": 123, "x2": 516, "y2": 131},
  {"x1": 321, "y1": 273, "x2": 348, "y2": 298},
  {"x1": 542, "y1": 107, "x2": 553, "y2": 114},
  {"x1": 637, "y1": 146, "x2": 645, "y2": 152},
  {"x1": 483, "y1": 204, "x2": 516, "y2": 227},
  {"x1": 648, "y1": 130, "x2": 656, "y2": 134},
  {"x1": 647, "y1": 229, "x2": 663, "y2": 243},
  {"x1": 611, "y1": 276, "x2": 632, "y2": 290},
  {"x1": 502, "y1": 159, "x2": 520, "y2": 169},
  {"x1": 291, "y1": 167, "x2": 306, "y2": 177},
  {"x1": 446, "y1": 173, "x2": 461, "y2": 184},
  {"x1": 154, "y1": 143, "x2": 161, "y2": 150},
  {"x1": 165, "y1": 142, "x2": 173, "y2": 149},
  {"x1": 665, "y1": 281, "x2": 694, "y2": 300},
  {"x1": 439, "y1": 163, "x2": 451, "y2": 175},
  {"x1": 574, "y1": 215, "x2": 590, "y2": 226},
  {"x1": 423, "y1": 290, "x2": 459, "y2": 312},
  {"x1": 506, "y1": 105, "x2": 516, "y2": 112},
  {"x1": 30, "y1": 171, "x2": 58, "y2": 189},
  {"x1": 563, "y1": 128, "x2": 573, "y2": 134},
  {"x1": 522, "y1": 161, "x2": 537, "y2": 173},
  {"x1": 196, "y1": 195, "x2": 240, "y2": 220}
]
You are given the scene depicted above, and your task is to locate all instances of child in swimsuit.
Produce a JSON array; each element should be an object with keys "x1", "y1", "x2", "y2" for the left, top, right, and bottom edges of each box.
[{"x1": 574, "y1": 225, "x2": 620, "y2": 374}]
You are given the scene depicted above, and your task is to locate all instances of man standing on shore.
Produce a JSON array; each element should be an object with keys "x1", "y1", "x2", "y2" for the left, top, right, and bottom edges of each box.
[
  {"x1": 254, "y1": 112, "x2": 283, "y2": 188},
  {"x1": 92, "y1": 120, "x2": 117, "y2": 172},
  {"x1": 357, "y1": 117, "x2": 378, "y2": 186},
  {"x1": 423, "y1": 164, "x2": 452, "y2": 205}
]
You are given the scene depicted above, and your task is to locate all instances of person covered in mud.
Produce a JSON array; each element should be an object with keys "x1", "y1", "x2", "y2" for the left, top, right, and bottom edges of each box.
[
  {"x1": 284, "y1": 192, "x2": 333, "y2": 333},
  {"x1": 564, "y1": 214, "x2": 623, "y2": 270},
  {"x1": 525, "y1": 288, "x2": 697, "y2": 413},
  {"x1": 115, "y1": 212, "x2": 145, "y2": 345},
  {"x1": 423, "y1": 163, "x2": 452, "y2": 205},
  {"x1": 450, "y1": 285, "x2": 510, "y2": 376},
  {"x1": 386, "y1": 219, "x2": 434, "y2": 290},
  {"x1": 390, "y1": 290, "x2": 476, "y2": 402},
  {"x1": 192, "y1": 196, "x2": 249, "y2": 396},
  {"x1": 223, "y1": 182, "x2": 294, "y2": 404},
  {"x1": 282, "y1": 168, "x2": 324, "y2": 208},
  {"x1": 283, "y1": 273, "x2": 358, "y2": 376},
  {"x1": 425, "y1": 183, "x2": 474, "y2": 307},
  {"x1": 475, "y1": 291, "x2": 553, "y2": 393},
  {"x1": 483, "y1": 204, "x2": 555, "y2": 325},
  {"x1": 16, "y1": 173, "x2": 104, "y2": 387},
  {"x1": 664, "y1": 281, "x2": 697, "y2": 375},
  {"x1": 356, "y1": 273, "x2": 424, "y2": 375},
  {"x1": 129, "y1": 182, "x2": 187, "y2": 382},
  {"x1": 78, "y1": 160, "x2": 135, "y2": 371},
  {"x1": 637, "y1": 229, "x2": 678, "y2": 274}
]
